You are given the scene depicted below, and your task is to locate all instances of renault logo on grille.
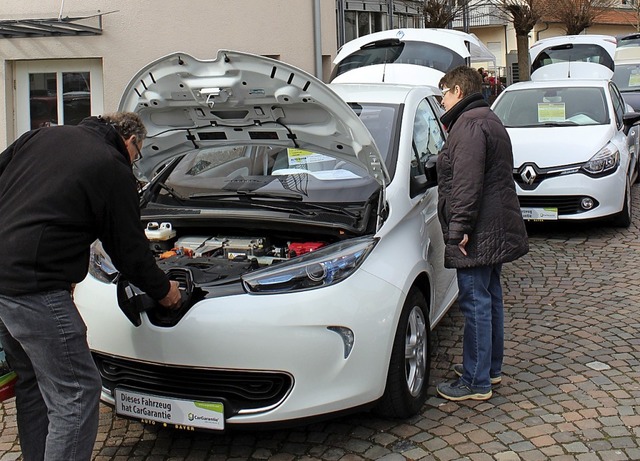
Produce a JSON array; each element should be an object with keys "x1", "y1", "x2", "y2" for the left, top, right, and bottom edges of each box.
[{"x1": 520, "y1": 165, "x2": 537, "y2": 185}]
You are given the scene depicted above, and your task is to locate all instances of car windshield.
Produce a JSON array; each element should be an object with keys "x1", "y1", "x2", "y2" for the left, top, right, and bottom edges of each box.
[
  {"x1": 613, "y1": 63, "x2": 640, "y2": 92},
  {"x1": 158, "y1": 103, "x2": 399, "y2": 204},
  {"x1": 330, "y1": 41, "x2": 465, "y2": 80},
  {"x1": 493, "y1": 87, "x2": 609, "y2": 127},
  {"x1": 531, "y1": 43, "x2": 615, "y2": 73}
]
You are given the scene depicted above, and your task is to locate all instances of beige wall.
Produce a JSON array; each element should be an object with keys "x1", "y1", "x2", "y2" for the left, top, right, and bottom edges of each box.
[
  {"x1": 0, "y1": 0, "x2": 337, "y2": 147},
  {"x1": 534, "y1": 23, "x2": 636, "y2": 41},
  {"x1": 473, "y1": 26, "x2": 510, "y2": 69}
]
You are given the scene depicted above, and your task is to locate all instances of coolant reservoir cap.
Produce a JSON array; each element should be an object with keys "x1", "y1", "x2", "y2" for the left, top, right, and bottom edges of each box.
[{"x1": 145, "y1": 222, "x2": 176, "y2": 241}]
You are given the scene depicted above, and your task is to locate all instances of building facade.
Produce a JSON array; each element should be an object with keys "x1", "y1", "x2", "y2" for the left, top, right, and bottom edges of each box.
[
  {"x1": 0, "y1": 0, "x2": 337, "y2": 147},
  {"x1": 1, "y1": 0, "x2": 637, "y2": 148}
]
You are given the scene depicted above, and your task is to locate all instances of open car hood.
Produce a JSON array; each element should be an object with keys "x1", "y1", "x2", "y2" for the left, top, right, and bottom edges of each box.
[{"x1": 118, "y1": 50, "x2": 388, "y2": 186}]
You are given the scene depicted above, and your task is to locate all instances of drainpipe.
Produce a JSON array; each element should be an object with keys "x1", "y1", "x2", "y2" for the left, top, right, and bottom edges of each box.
[
  {"x1": 313, "y1": 0, "x2": 322, "y2": 79},
  {"x1": 387, "y1": 0, "x2": 394, "y2": 29},
  {"x1": 337, "y1": 0, "x2": 346, "y2": 48},
  {"x1": 536, "y1": 22, "x2": 550, "y2": 41}
]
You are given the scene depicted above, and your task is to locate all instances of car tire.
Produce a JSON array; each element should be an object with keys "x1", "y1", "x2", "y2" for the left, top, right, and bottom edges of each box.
[
  {"x1": 374, "y1": 287, "x2": 430, "y2": 418},
  {"x1": 611, "y1": 178, "x2": 632, "y2": 228}
]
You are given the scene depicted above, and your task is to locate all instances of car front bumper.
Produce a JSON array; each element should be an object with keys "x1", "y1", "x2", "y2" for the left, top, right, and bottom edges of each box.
[
  {"x1": 516, "y1": 169, "x2": 627, "y2": 221},
  {"x1": 75, "y1": 267, "x2": 405, "y2": 425}
]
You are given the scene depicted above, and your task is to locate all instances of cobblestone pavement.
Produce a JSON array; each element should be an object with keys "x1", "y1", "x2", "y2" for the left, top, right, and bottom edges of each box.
[{"x1": 1, "y1": 187, "x2": 639, "y2": 461}]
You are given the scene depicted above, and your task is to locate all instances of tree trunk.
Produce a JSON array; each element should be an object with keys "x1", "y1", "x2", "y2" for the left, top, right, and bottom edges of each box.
[{"x1": 516, "y1": 33, "x2": 531, "y2": 82}]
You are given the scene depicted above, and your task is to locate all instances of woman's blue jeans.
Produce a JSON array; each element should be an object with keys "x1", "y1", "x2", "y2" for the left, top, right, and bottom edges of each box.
[
  {"x1": 456, "y1": 264, "x2": 504, "y2": 392},
  {"x1": 0, "y1": 290, "x2": 101, "y2": 461}
]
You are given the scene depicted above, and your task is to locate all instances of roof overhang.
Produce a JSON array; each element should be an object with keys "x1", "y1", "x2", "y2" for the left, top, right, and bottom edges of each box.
[{"x1": 0, "y1": 13, "x2": 107, "y2": 39}]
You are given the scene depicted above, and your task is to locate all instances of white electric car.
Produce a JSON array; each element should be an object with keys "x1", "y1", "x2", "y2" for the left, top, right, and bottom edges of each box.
[{"x1": 74, "y1": 50, "x2": 457, "y2": 431}]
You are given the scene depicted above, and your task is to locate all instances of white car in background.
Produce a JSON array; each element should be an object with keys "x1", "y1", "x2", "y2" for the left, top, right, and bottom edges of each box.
[
  {"x1": 492, "y1": 35, "x2": 640, "y2": 227},
  {"x1": 613, "y1": 46, "x2": 640, "y2": 111},
  {"x1": 74, "y1": 50, "x2": 457, "y2": 431},
  {"x1": 330, "y1": 28, "x2": 494, "y2": 87}
]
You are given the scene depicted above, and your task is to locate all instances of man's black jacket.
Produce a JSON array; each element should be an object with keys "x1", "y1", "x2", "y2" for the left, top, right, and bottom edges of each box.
[{"x1": 0, "y1": 116, "x2": 170, "y2": 299}]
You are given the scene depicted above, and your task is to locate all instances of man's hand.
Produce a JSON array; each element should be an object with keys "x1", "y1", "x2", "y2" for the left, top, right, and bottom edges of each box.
[
  {"x1": 158, "y1": 280, "x2": 182, "y2": 309},
  {"x1": 458, "y1": 234, "x2": 469, "y2": 256}
]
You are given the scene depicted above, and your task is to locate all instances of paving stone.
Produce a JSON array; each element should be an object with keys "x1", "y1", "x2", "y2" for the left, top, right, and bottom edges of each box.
[{"x1": 3, "y1": 193, "x2": 640, "y2": 459}]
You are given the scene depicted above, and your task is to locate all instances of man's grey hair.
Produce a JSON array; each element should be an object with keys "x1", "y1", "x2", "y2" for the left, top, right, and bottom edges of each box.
[{"x1": 102, "y1": 112, "x2": 147, "y2": 144}]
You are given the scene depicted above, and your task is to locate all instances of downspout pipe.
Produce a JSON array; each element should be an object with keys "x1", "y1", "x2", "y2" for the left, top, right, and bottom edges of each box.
[
  {"x1": 313, "y1": 0, "x2": 322, "y2": 80},
  {"x1": 536, "y1": 22, "x2": 550, "y2": 41}
]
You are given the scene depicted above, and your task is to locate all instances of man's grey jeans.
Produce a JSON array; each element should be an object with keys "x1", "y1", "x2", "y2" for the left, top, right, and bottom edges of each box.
[{"x1": 0, "y1": 290, "x2": 101, "y2": 461}]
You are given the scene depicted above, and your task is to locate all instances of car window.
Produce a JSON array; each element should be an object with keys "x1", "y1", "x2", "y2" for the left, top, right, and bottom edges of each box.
[
  {"x1": 411, "y1": 99, "x2": 445, "y2": 180},
  {"x1": 162, "y1": 145, "x2": 379, "y2": 204},
  {"x1": 493, "y1": 87, "x2": 609, "y2": 127},
  {"x1": 531, "y1": 43, "x2": 615, "y2": 73},
  {"x1": 159, "y1": 102, "x2": 399, "y2": 204},
  {"x1": 612, "y1": 63, "x2": 640, "y2": 92},
  {"x1": 348, "y1": 102, "x2": 400, "y2": 179},
  {"x1": 330, "y1": 41, "x2": 466, "y2": 81},
  {"x1": 609, "y1": 83, "x2": 625, "y2": 128},
  {"x1": 618, "y1": 33, "x2": 640, "y2": 47}
]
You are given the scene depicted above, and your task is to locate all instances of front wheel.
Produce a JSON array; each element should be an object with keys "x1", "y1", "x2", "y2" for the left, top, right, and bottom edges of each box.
[
  {"x1": 611, "y1": 178, "x2": 632, "y2": 228},
  {"x1": 374, "y1": 288, "x2": 431, "y2": 418}
]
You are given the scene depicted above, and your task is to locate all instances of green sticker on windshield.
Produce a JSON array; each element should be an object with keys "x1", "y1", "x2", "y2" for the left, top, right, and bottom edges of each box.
[{"x1": 538, "y1": 102, "x2": 565, "y2": 122}]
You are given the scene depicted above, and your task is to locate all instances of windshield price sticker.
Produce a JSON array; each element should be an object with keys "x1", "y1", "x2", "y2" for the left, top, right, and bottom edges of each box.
[
  {"x1": 521, "y1": 207, "x2": 558, "y2": 221},
  {"x1": 115, "y1": 388, "x2": 224, "y2": 430},
  {"x1": 537, "y1": 103, "x2": 565, "y2": 122},
  {"x1": 287, "y1": 148, "x2": 334, "y2": 166}
]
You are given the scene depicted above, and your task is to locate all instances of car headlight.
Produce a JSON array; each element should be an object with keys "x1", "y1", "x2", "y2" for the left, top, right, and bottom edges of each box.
[
  {"x1": 88, "y1": 240, "x2": 119, "y2": 283},
  {"x1": 582, "y1": 145, "x2": 619, "y2": 175},
  {"x1": 242, "y1": 236, "x2": 377, "y2": 294}
]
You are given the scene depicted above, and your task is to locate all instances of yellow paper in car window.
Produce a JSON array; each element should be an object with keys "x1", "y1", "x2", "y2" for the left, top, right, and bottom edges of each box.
[
  {"x1": 287, "y1": 148, "x2": 333, "y2": 166},
  {"x1": 629, "y1": 73, "x2": 640, "y2": 87},
  {"x1": 538, "y1": 103, "x2": 565, "y2": 122}
]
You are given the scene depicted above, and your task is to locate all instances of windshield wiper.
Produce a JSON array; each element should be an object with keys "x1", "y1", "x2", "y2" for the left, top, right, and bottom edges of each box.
[
  {"x1": 302, "y1": 202, "x2": 362, "y2": 219},
  {"x1": 542, "y1": 121, "x2": 578, "y2": 126},
  {"x1": 189, "y1": 190, "x2": 304, "y2": 201}
]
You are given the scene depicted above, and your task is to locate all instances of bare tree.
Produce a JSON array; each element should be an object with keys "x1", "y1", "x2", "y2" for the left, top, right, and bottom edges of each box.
[
  {"x1": 418, "y1": 0, "x2": 468, "y2": 27},
  {"x1": 495, "y1": 0, "x2": 546, "y2": 81},
  {"x1": 417, "y1": 0, "x2": 544, "y2": 81},
  {"x1": 546, "y1": 0, "x2": 619, "y2": 35}
]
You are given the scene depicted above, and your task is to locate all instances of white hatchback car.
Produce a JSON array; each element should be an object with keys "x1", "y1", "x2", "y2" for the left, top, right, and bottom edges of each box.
[
  {"x1": 492, "y1": 37, "x2": 640, "y2": 226},
  {"x1": 74, "y1": 50, "x2": 457, "y2": 431},
  {"x1": 613, "y1": 46, "x2": 640, "y2": 111},
  {"x1": 330, "y1": 28, "x2": 494, "y2": 87}
]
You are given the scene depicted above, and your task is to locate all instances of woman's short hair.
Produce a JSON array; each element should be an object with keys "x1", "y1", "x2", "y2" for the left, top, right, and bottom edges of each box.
[{"x1": 439, "y1": 66, "x2": 483, "y2": 97}]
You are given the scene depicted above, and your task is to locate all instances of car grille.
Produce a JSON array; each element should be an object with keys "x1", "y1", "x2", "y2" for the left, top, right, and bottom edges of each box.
[
  {"x1": 93, "y1": 352, "x2": 293, "y2": 416},
  {"x1": 518, "y1": 196, "x2": 598, "y2": 216}
]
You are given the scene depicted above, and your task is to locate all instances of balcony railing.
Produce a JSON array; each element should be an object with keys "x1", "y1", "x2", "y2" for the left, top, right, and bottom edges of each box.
[{"x1": 451, "y1": 4, "x2": 510, "y2": 28}]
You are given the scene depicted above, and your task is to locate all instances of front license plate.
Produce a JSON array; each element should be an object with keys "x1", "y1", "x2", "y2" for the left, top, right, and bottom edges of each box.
[
  {"x1": 114, "y1": 388, "x2": 224, "y2": 431},
  {"x1": 520, "y1": 207, "x2": 558, "y2": 220}
]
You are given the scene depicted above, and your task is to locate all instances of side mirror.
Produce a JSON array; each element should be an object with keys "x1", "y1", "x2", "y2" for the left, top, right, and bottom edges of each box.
[
  {"x1": 424, "y1": 155, "x2": 438, "y2": 186},
  {"x1": 409, "y1": 155, "x2": 438, "y2": 197},
  {"x1": 623, "y1": 112, "x2": 640, "y2": 135}
]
